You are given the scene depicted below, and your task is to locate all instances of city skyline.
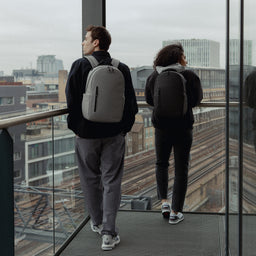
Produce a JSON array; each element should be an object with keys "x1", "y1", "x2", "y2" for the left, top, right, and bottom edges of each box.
[
  {"x1": 1, "y1": 0, "x2": 256, "y2": 75},
  {"x1": 0, "y1": 0, "x2": 225, "y2": 75},
  {"x1": 1, "y1": 38, "x2": 255, "y2": 78}
]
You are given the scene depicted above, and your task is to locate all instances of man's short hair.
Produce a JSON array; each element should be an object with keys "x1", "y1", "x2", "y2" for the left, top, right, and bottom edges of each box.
[{"x1": 86, "y1": 25, "x2": 111, "y2": 51}]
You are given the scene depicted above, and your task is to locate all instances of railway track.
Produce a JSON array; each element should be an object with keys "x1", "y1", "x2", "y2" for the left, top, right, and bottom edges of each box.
[{"x1": 121, "y1": 123, "x2": 227, "y2": 211}]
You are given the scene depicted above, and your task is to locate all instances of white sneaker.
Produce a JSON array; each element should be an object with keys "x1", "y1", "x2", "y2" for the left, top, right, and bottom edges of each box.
[
  {"x1": 169, "y1": 212, "x2": 184, "y2": 224},
  {"x1": 161, "y1": 202, "x2": 171, "y2": 219},
  {"x1": 90, "y1": 221, "x2": 103, "y2": 234},
  {"x1": 101, "y1": 234, "x2": 120, "y2": 251}
]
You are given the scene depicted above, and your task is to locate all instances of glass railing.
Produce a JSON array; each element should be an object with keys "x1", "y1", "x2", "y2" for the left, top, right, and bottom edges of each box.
[
  {"x1": 120, "y1": 104, "x2": 227, "y2": 213},
  {"x1": 1, "y1": 102, "x2": 255, "y2": 255},
  {"x1": 2, "y1": 109, "x2": 87, "y2": 256}
]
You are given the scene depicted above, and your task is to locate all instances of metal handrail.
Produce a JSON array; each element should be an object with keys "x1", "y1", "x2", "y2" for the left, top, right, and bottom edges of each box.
[
  {"x1": 0, "y1": 101, "x2": 242, "y2": 129},
  {"x1": 0, "y1": 108, "x2": 68, "y2": 129}
]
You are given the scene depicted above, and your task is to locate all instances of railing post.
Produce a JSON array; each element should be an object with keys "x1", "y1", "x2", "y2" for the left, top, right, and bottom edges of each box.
[
  {"x1": 238, "y1": 0, "x2": 244, "y2": 254},
  {"x1": 0, "y1": 129, "x2": 14, "y2": 256},
  {"x1": 225, "y1": 0, "x2": 230, "y2": 255}
]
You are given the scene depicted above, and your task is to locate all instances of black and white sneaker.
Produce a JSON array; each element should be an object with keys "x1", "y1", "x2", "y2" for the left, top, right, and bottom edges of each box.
[
  {"x1": 101, "y1": 234, "x2": 120, "y2": 251},
  {"x1": 169, "y1": 212, "x2": 184, "y2": 224},
  {"x1": 161, "y1": 202, "x2": 171, "y2": 219}
]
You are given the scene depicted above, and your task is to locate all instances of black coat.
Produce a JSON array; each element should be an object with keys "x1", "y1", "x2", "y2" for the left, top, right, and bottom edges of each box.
[
  {"x1": 65, "y1": 51, "x2": 138, "y2": 138},
  {"x1": 145, "y1": 69, "x2": 203, "y2": 130}
]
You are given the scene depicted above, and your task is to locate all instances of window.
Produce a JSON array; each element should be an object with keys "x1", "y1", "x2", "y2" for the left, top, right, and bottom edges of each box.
[
  {"x1": 144, "y1": 118, "x2": 148, "y2": 127},
  {"x1": 11, "y1": 133, "x2": 15, "y2": 143},
  {"x1": 20, "y1": 96, "x2": 25, "y2": 104},
  {"x1": 0, "y1": 97, "x2": 14, "y2": 106},
  {"x1": 14, "y1": 152, "x2": 22, "y2": 161},
  {"x1": 150, "y1": 128, "x2": 153, "y2": 137},
  {"x1": 20, "y1": 133, "x2": 26, "y2": 141},
  {"x1": 14, "y1": 169, "x2": 21, "y2": 178}
]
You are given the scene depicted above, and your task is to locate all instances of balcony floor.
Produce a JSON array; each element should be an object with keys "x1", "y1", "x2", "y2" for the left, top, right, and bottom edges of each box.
[{"x1": 60, "y1": 211, "x2": 256, "y2": 256}]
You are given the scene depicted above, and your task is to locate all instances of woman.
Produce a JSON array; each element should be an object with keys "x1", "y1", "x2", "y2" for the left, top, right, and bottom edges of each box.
[{"x1": 145, "y1": 44, "x2": 203, "y2": 224}]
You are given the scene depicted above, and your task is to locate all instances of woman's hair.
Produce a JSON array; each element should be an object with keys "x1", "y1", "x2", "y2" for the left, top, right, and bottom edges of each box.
[
  {"x1": 86, "y1": 25, "x2": 111, "y2": 51},
  {"x1": 153, "y1": 43, "x2": 184, "y2": 69}
]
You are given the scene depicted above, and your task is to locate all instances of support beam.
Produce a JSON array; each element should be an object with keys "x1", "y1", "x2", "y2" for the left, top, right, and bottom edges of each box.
[
  {"x1": 82, "y1": 0, "x2": 106, "y2": 43},
  {"x1": 0, "y1": 129, "x2": 14, "y2": 256}
]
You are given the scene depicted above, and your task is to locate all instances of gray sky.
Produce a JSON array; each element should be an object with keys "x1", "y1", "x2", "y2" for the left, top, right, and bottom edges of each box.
[{"x1": 1, "y1": 0, "x2": 255, "y2": 75}]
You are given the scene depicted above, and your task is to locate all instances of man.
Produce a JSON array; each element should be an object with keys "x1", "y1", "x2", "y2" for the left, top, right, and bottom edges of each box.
[{"x1": 65, "y1": 25, "x2": 138, "y2": 250}]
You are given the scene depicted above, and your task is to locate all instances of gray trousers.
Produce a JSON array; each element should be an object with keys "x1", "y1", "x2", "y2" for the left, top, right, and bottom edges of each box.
[{"x1": 75, "y1": 134, "x2": 125, "y2": 236}]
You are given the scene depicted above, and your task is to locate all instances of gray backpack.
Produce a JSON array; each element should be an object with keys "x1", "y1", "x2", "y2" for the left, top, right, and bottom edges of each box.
[
  {"x1": 154, "y1": 69, "x2": 187, "y2": 119},
  {"x1": 82, "y1": 55, "x2": 125, "y2": 123}
]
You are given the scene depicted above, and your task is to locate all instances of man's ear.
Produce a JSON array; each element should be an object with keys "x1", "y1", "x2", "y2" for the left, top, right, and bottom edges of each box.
[{"x1": 93, "y1": 39, "x2": 100, "y2": 47}]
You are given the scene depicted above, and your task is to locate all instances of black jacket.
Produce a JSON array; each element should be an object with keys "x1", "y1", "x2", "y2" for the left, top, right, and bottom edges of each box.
[
  {"x1": 65, "y1": 51, "x2": 138, "y2": 138},
  {"x1": 145, "y1": 67, "x2": 203, "y2": 130}
]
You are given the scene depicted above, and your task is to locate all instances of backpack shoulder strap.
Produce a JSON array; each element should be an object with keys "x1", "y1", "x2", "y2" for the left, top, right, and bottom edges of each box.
[
  {"x1": 84, "y1": 55, "x2": 99, "y2": 68},
  {"x1": 111, "y1": 58, "x2": 120, "y2": 68}
]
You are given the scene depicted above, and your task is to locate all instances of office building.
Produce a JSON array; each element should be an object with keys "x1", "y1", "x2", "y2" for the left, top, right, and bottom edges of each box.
[
  {"x1": 163, "y1": 39, "x2": 220, "y2": 68},
  {"x1": 230, "y1": 39, "x2": 253, "y2": 65},
  {"x1": 37, "y1": 55, "x2": 64, "y2": 76},
  {"x1": 0, "y1": 82, "x2": 26, "y2": 184}
]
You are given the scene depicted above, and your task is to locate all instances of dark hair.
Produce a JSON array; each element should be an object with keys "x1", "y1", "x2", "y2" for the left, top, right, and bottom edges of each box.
[
  {"x1": 86, "y1": 25, "x2": 111, "y2": 51},
  {"x1": 153, "y1": 43, "x2": 184, "y2": 69}
]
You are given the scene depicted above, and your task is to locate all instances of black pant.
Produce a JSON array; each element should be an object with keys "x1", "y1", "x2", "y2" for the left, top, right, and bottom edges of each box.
[{"x1": 155, "y1": 128, "x2": 193, "y2": 212}]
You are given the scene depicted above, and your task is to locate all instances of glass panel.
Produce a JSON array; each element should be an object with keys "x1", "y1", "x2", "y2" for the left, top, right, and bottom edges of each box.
[
  {"x1": 14, "y1": 122, "x2": 56, "y2": 256},
  {"x1": 107, "y1": 1, "x2": 225, "y2": 70},
  {"x1": 0, "y1": 0, "x2": 81, "y2": 118},
  {"x1": 229, "y1": 0, "x2": 240, "y2": 254},
  {"x1": 14, "y1": 114, "x2": 87, "y2": 256},
  {"x1": 1, "y1": 0, "x2": 82, "y2": 252},
  {"x1": 243, "y1": 0, "x2": 256, "y2": 255},
  {"x1": 107, "y1": 1, "x2": 226, "y2": 215},
  {"x1": 52, "y1": 115, "x2": 86, "y2": 253},
  {"x1": 121, "y1": 105, "x2": 226, "y2": 212}
]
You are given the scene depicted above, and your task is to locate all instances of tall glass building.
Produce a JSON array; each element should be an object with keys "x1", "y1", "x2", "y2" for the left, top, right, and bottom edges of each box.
[
  {"x1": 163, "y1": 39, "x2": 220, "y2": 68},
  {"x1": 230, "y1": 39, "x2": 253, "y2": 65},
  {"x1": 37, "y1": 55, "x2": 64, "y2": 76}
]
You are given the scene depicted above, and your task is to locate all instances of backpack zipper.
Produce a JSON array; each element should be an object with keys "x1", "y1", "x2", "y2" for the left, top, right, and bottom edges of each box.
[{"x1": 94, "y1": 86, "x2": 98, "y2": 112}]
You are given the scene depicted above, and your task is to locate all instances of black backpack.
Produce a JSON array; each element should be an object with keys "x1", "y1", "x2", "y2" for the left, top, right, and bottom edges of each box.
[{"x1": 153, "y1": 69, "x2": 187, "y2": 119}]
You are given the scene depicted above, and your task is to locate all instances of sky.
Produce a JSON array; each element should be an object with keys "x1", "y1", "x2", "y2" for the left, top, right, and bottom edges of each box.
[{"x1": 1, "y1": 0, "x2": 255, "y2": 76}]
